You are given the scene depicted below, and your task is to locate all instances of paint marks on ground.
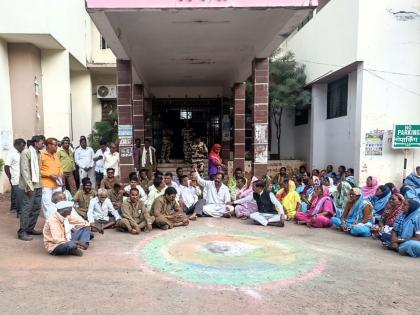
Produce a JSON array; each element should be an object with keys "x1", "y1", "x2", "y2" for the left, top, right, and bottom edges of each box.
[{"x1": 136, "y1": 228, "x2": 324, "y2": 290}]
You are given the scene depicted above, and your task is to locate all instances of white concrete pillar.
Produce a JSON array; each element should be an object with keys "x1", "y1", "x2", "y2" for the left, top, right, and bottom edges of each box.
[
  {"x1": 309, "y1": 83, "x2": 327, "y2": 170},
  {"x1": 70, "y1": 70, "x2": 93, "y2": 141},
  {"x1": 41, "y1": 50, "x2": 71, "y2": 139},
  {"x1": 0, "y1": 38, "x2": 13, "y2": 193}
]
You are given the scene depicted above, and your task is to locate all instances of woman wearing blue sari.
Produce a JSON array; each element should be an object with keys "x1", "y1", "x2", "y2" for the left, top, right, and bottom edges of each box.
[
  {"x1": 331, "y1": 188, "x2": 373, "y2": 237},
  {"x1": 369, "y1": 185, "x2": 392, "y2": 223},
  {"x1": 401, "y1": 167, "x2": 420, "y2": 201},
  {"x1": 381, "y1": 199, "x2": 420, "y2": 258}
]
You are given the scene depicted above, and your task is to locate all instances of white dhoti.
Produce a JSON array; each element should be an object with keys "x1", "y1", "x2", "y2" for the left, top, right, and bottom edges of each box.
[
  {"x1": 203, "y1": 204, "x2": 234, "y2": 217},
  {"x1": 250, "y1": 212, "x2": 281, "y2": 226},
  {"x1": 42, "y1": 187, "x2": 62, "y2": 220}
]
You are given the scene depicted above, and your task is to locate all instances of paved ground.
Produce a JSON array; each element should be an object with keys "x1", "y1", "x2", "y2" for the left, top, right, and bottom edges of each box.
[{"x1": 0, "y1": 193, "x2": 419, "y2": 315}]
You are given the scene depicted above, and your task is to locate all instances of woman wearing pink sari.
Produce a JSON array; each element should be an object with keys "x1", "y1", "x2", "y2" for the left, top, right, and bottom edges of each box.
[
  {"x1": 361, "y1": 176, "x2": 379, "y2": 198},
  {"x1": 232, "y1": 176, "x2": 259, "y2": 219},
  {"x1": 208, "y1": 144, "x2": 226, "y2": 180},
  {"x1": 295, "y1": 185, "x2": 336, "y2": 228}
]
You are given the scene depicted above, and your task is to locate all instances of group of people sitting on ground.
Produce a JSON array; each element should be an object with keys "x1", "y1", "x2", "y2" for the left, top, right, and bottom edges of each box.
[{"x1": 4, "y1": 135, "x2": 420, "y2": 258}]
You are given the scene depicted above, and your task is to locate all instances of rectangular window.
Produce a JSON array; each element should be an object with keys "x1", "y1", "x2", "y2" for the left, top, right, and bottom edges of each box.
[
  {"x1": 100, "y1": 36, "x2": 108, "y2": 50},
  {"x1": 180, "y1": 110, "x2": 192, "y2": 120},
  {"x1": 327, "y1": 76, "x2": 348, "y2": 119},
  {"x1": 295, "y1": 108, "x2": 309, "y2": 126}
]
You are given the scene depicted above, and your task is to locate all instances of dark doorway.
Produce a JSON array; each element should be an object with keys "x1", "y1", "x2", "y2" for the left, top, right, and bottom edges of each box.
[{"x1": 152, "y1": 98, "x2": 222, "y2": 159}]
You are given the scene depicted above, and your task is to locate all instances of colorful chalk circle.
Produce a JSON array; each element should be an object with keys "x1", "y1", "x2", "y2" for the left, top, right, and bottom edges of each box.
[{"x1": 139, "y1": 228, "x2": 323, "y2": 288}]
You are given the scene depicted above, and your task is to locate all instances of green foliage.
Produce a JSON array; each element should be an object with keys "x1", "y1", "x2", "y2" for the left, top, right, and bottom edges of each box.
[
  {"x1": 269, "y1": 51, "x2": 310, "y2": 110},
  {"x1": 0, "y1": 158, "x2": 4, "y2": 173},
  {"x1": 89, "y1": 108, "x2": 118, "y2": 151},
  {"x1": 269, "y1": 51, "x2": 311, "y2": 157}
]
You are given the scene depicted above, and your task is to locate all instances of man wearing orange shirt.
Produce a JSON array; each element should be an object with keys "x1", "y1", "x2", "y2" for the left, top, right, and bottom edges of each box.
[{"x1": 41, "y1": 138, "x2": 64, "y2": 220}]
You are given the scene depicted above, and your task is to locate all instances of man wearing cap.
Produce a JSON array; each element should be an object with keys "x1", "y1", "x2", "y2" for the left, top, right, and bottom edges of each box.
[{"x1": 43, "y1": 200, "x2": 103, "y2": 256}]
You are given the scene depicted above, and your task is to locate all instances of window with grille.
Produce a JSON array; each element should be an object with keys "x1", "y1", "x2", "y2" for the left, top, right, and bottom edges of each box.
[{"x1": 327, "y1": 76, "x2": 348, "y2": 119}]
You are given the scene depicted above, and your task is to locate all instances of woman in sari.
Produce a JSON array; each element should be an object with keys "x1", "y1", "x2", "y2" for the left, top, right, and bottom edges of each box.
[
  {"x1": 299, "y1": 173, "x2": 315, "y2": 212},
  {"x1": 361, "y1": 176, "x2": 379, "y2": 198},
  {"x1": 331, "y1": 187, "x2": 374, "y2": 237},
  {"x1": 405, "y1": 166, "x2": 420, "y2": 189},
  {"x1": 322, "y1": 177, "x2": 337, "y2": 194},
  {"x1": 381, "y1": 199, "x2": 420, "y2": 258},
  {"x1": 371, "y1": 193, "x2": 404, "y2": 238},
  {"x1": 295, "y1": 185, "x2": 336, "y2": 228},
  {"x1": 276, "y1": 178, "x2": 301, "y2": 220},
  {"x1": 369, "y1": 185, "x2": 392, "y2": 222},
  {"x1": 207, "y1": 144, "x2": 225, "y2": 180},
  {"x1": 232, "y1": 176, "x2": 259, "y2": 219}
]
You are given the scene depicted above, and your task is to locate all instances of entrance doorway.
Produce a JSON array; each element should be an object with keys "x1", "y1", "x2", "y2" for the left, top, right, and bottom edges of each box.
[{"x1": 152, "y1": 98, "x2": 222, "y2": 159}]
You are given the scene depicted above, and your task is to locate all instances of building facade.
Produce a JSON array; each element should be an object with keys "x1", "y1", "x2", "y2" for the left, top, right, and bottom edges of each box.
[
  {"x1": 278, "y1": 0, "x2": 420, "y2": 187},
  {"x1": 0, "y1": 0, "x2": 117, "y2": 192}
]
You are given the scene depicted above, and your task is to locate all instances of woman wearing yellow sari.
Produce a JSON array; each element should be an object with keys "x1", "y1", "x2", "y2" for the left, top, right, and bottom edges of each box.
[{"x1": 276, "y1": 178, "x2": 301, "y2": 220}]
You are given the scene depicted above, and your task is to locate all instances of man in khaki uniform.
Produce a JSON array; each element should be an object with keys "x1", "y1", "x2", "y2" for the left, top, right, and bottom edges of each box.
[
  {"x1": 151, "y1": 187, "x2": 189, "y2": 230},
  {"x1": 73, "y1": 179, "x2": 96, "y2": 219},
  {"x1": 181, "y1": 123, "x2": 194, "y2": 163},
  {"x1": 160, "y1": 128, "x2": 173, "y2": 163},
  {"x1": 108, "y1": 182, "x2": 124, "y2": 214},
  {"x1": 116, "y1": 188, "x2": 154, "y2": 234}
]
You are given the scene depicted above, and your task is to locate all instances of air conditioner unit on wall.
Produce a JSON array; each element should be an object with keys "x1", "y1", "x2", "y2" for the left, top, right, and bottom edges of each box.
[{"x1": 97, "y1": 85, "x2": 117, "y2": 99}]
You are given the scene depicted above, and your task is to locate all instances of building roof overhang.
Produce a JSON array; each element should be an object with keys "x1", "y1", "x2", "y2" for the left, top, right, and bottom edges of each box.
[{"x1": 87, "y1": 1, "x2": 317, "y2": 94}]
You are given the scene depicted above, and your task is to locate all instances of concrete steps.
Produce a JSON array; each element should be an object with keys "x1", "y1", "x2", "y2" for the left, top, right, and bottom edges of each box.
[{"x1": 156, "y1": 159, "x2": 207, "y2": 175}]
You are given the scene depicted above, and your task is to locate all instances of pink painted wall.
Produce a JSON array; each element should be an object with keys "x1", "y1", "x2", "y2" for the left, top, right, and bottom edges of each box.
[{"x1": 86, "y1": 0, "x2": 317, "y2": 9}]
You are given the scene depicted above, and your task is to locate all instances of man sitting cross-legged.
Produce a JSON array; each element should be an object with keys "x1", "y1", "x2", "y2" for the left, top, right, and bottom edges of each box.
[
  {"x1": 116, "y1": 188, "x2": 155, "y2": 234},
  {"x1": 87, "y1": 188, "x2": 121, "y2": 229},
  {"x1": 179, "y1": 174, "x2": 205, "y2": 220},
  {"x1": 250, "y1": 180, "x2": 286, "y2": 227},
  {"x1": 151, "y1": 187, "x2": 189, "y2": 230},
  {"x1": 192, "y1": 169, "x2": 233, "y2": 218},
  {"x1": 43, "y1": 201, "x2": 103, "y2": 257}
]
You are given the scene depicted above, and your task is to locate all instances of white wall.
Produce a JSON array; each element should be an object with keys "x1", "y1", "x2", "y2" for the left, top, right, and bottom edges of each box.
[
  {"x1": 0, "y1": 39, "x2": 13, "y2": 193},
  {"x1": 70, "y1": 71, "x2": 93, "y2": 141},
  {"x1": 356, "y1": 0, "x2": 420, "y2": 187},
  {"x1": 270, "y1": 109, "x2": 310, "y2": 161},
  {"x1": 309, "y1": 70, "x2": 360, "y2": 171},
  {"x1": 41, "y1": 50, "x2": 71, "y2": 139},
  {"x1": 0, "y1": 0, "x2": 90, "y2": 66},
  {"x1": 89, "y1": 21, "x2": 116, "y2": 64},
  {"x1": 279, "y1": 0, "x2": 360, "y2": 83}
]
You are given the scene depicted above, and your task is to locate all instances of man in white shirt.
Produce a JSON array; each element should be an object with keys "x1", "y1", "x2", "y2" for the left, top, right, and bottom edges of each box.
[
  {"x1": 93, "y1": 140, "x2": 109, "y2": 188},
  {"x1": 103, "y1": 142, "x2": 120, "y2": 178},
  {"x1": 5, "y1": 138, "x2": 26, "y2": 215},
  {"x1": 192, "y1": 170, "x2": 234, "y2": 218},
  {"x1": 75, "y1": 137, "x2": 95, "y2": 188},
  {"x1": 164, "y1": 172, "x2": 179, "y2": 194},
  {"x1": 145, "y1": 177, "x2": 167, "y2": 210},
  {"x1": 179, "y1": 175, "x2": 204, "y2": 220},
  {"x1": 87, "y1": 188, "x2": 121, "y2": 229}
]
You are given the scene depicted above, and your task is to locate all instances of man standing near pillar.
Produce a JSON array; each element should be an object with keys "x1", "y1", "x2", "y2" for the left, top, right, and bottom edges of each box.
[
  {"x1": 5, "y1": 138, "x2": 26, "y2": 216},
  {"x1": 57, "y1": 137, "x2": 77, "y2": 196},
  {"x1": 93, "y1": 140, "x2": 109, "y2": 189},
  {"x1": 75, "y1": 137, "x2": 95, "y2": 187},
  {"x1": 139, "y1": 139, "x2": 157, "y2": 179},
  {"x1": 18, "y1": 135, "x2": 44, "y2": 241},
  {"x1": 41, "y1": 138, "x2": 64, "y2": 220},
  {"x1": 181, "y1": 122, "x2": 194, "y2": 163}
]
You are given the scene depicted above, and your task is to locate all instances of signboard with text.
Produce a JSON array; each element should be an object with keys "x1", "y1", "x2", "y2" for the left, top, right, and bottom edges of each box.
[{"x1": 392, "y1": 125, "x2": 420, "y2": 148}]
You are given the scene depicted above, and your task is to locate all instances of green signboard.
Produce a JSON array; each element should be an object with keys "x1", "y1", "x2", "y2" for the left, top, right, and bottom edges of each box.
[{"x1": 392, "y1": 125, "x2": 420, "y2": 148}]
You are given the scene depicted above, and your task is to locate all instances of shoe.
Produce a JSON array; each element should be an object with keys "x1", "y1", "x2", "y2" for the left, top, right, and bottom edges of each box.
[
  {"x1": 18, "y1": 233, "x2": 33, "y2": 241},
  {"x1": 27, "y1": 229, "x2": 43, "y2": 235},
  {"x1": 161, "y1": 224, "x2": 170, "y2": 230},
  {"x1": 69, "y1": 248, "x2": 83, "y2": 256}
]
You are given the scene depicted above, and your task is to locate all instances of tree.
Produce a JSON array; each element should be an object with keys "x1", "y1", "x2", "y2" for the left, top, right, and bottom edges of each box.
[{"x1": 269, "y1": 51, "x2": 310, "y2": 158}]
